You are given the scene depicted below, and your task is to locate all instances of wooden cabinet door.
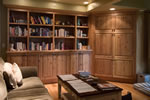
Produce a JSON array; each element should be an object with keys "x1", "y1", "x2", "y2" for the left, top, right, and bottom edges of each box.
[
  {"x1": 114, "y1": 34, "x2": 134, "y2": 59},
  {"x1": 78, "y1": 53, "x2": 91, "y2": 72},
  {"x1": 56, "y1": 54, "x2": 67, "y2": 75},
  {"x1": 82, "y1": 53, "x2": 91, "y2": 72},
  {"x1": 115, "y1": 14, "x2": 134, "y2": 29},
  {"x1": 95, "y1": 58, "x2": 113, "y2": 77},
  {"x1": 39, "y1": 54, "x2": 53, "y2": 81},
  {"x1": 70, "y1": 53, "x2": 78, "y2": 74},
  {"x1": 113, "y1": 60, "x2": 135, "y2": 79},
  {"x1": 27, "y1": 54, "x2": 39, "y2": 67},
  {"x1": 95, "y1": 33, "x2": 113, "y2": 57},
  {"x1": 7, "y1": 54, "x2": 27, "y2": 66},
  {"x1": 95, "y1": 15, "x2": 115, "y2": 30},
  {"x1": 114, "y1": 14, "x2": 135, "y2": 33},
  {"x1": 27, "y1": 54, "x2": 39, "y2": 77},
  {"x1": 52, "y1": 54, "x2": 67, "y2": 76}
]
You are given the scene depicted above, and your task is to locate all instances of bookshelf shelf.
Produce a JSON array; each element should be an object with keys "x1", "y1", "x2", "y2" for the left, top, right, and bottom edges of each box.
[
  {"x1": 55, "y1": 25, "x2": 75, "y2": 28},
  {"x1": 54, "y1": 36, "x2": 75, "y2": 39},
  {"x1": 7, "y1": 49, "x2": 92, "y2": 54},
  {"x1": 30, "y1": 24, "x2": 53, "y2": 26},
  {"x1": 77, "y1": 37, "x2": 89, "y2": 39},
  {"x1": 29, "y1": 36, "x2": 53, "y2": 38},
  {"x1": 9, "y1": 23, "x2": 27, "y2": 25},
  {"x1": 8, "y1": 8, "x2": 89, "y2": 52},
  {"x1": 77, "y1": 26, "x2": 89, "y2": 28},
  {"x1": 10, "y1": 36, "x2": 27, "y2": 38}
]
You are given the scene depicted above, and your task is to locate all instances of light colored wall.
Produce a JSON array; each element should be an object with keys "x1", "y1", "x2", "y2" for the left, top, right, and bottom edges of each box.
[
  {"x1": 148, "y1": 14, "x2": 150, "y2": 73},
  {"x1": 114, "y1": 0, "x2": 145, "y2": 9},
  {"x1": 0, "y1": 0, "x2": 2, "y2": 56},
  {"x1": 136, "y1": 11, "x2": 148, "y2": 74},
  {"x1": 0, "y1": 0, "x2": 7, "y2": 60}
]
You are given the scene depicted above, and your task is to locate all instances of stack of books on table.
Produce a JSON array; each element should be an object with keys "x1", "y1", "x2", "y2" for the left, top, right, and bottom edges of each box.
[{"x1": 97, "y1": 83, "x2": 118, "y2": 91}]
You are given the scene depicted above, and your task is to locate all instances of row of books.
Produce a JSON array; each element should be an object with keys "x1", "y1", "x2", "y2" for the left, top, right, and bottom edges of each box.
[
  {"x1": 9, "y1": 26, "x2": 28, "y2": 36},
  {"x1": 29, "y1": 42, "x2": 52, "y2": 51},
  {"x1": 10, "y1": 42, "x2": 26, "y2": 51},
  {"x1": 55, "y1": 29, "x2": 73, "y2": 37},
  {"x1": 77, "y1": 29, "x2": 87, "y2": 37},
  {"x1": 30, "y1": 16, "x2": 52, "y2": 24},
  {"x1": 55, "y1": 41, "x2": 64, "y2": 50},
  {"x1": 10, "y1": 16, "x2": 27, "y2": 23},
  {"x1": 30, "y1": 28, "x2": 52, "y2": 36}
]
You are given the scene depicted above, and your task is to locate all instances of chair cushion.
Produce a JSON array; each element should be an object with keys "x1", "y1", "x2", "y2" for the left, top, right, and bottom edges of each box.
[
  {"x1": 0, "y1": 57, "x2": 8, "y2": 100},
  {"x1": 0, "y1": 72, "x2": 8, "y2": 100},
  {"x1": 8, "y1": 88, "x2": 53, "y2": 100},
  {"x1": 11, "y1": 77, "x2": 44, "y2": 91}
]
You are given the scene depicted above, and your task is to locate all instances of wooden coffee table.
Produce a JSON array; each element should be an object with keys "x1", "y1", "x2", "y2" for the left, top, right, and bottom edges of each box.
[{"x1": 57, "y1": 74, "x2": 122, "y2": 100}]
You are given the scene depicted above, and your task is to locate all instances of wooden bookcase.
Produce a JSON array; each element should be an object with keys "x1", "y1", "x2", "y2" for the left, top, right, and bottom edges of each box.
[
  {"x1": 7, "y1": 8, "x2": 92, "y2": 83},
  {"x1": 8, "y1": 8, "x2": 90, "y2": 52}
]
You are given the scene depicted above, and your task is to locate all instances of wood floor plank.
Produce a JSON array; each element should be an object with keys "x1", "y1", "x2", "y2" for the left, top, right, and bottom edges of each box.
[{"x1": 45, "y1": 82, "x2": 150, "y2": 100}]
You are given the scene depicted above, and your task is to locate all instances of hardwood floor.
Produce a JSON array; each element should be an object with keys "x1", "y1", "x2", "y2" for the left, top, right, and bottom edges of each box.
[{"x1": 45, "y1": 82, "x2": 150, "y2": 100}]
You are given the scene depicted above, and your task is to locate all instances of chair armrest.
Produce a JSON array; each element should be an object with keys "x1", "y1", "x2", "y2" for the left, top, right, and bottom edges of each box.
[{"x1": 20, "y1": 66, "x2": 38, "y2": 78}]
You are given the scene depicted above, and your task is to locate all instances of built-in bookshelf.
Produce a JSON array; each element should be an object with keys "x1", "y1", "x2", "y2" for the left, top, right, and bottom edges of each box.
[{"x1": 8, "y1": 9, "x2": 89, "y2": 52}]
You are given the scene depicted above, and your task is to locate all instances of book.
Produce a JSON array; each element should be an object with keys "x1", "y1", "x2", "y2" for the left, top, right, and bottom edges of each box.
[
  {"x1": 97, "y1": 83, "x2": 117, "y2": 90},
  {"x1": 9, "y1": 26, "x2": 27, "y2": 36},
  {"x1": 30, "y1": 16, "x2": 35, "y2": 24},
  {"x1": 38, "y1": 16, "x2": 43, "y2": 24},
  {"x1": 41, "y1": 16, "x2": 46, "y2": 24}
]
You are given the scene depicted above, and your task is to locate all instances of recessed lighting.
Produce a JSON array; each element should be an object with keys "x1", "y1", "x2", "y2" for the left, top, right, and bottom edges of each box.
[
  {"x1": 83, "y1": 1, "x2": 89, "y2": 5},
  {"x1": 109, "y1": 8, "x2": 116, "y2": 11}
]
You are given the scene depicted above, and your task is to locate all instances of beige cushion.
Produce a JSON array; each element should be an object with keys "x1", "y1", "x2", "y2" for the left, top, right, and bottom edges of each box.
[
  {"x1": 8, "y1": 88, "x2": 53, "y2": 100},
  {"x1": 0, "y1": 57, "x2": 4, "y2": 73},
  {"x1": 0, "y1": 57, "x2": 8, "y2": 99},
  {"x1": 12, "y1": 63, "x2": 23, "y2": 86},
  {"x1": 12, "y1": 77, "x2": 44, "y2": 91},
  {"x1": 3, "y1": 62, "x2": 17, "y2": 89},
  {"x1": 0, "y1": 71, "x2": 8, "y2": 100}
]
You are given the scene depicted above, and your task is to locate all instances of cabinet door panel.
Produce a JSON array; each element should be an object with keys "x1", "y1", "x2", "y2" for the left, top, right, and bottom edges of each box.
[
  {"x1": 39, "y1": 55, "x2": 53, "y2": 79},
  {"x1": 57, "y1": 54, "x2": 67, "y2": 75},
  {"x1": 95, "y1": 59, "x2": 113, "y2": 76},
  {"x1": 83, "y1": 53, "x2": 91, "y2": 72},
  {"x1": 52, "y1": 54, "x2": 57, "y2": 77},
  {"x1": 7, "y1": 55, "x2": 27, "y2": 66},
  {"x1": 95, "y1": 34, "x2": 113, "y2": 56},
  {"x1": 70, "y1": 53, "x2": 78, "y2": 74},
  {"x1": 114, "y1": 34, "x2": 133, "y2": 57},
  {"x1": 27, "y1": 55, "x2": 39, "y2": 67},
  {"x1": 115, "y1": 15, "x2": 134, "y2": 29},
  {"x1": 78, "y1": 53, "x2": 83, "y2": 71},
  {"x1": 113, "y1": 60, "x2": 134, "y2": 78},
  {"x1": 95, "y1": 15, "x2": 115, "y2": 30}
]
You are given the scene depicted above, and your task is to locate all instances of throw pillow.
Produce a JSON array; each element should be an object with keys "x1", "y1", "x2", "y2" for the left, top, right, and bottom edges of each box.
[
  {"x1": 3, "y1": 62, "x2": 17, "y2": 89},
  {"x1": 12, "y1": 63, "x2": 23, "y2": 86}
]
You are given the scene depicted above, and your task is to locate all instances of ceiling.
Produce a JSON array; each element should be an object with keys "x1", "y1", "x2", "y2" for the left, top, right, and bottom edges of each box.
[
  {"x1": 42, "y1": 0, "x2": 95, "y2": 5},
  {"x1": 3, "y1": 0, "x2": 148, "y2": 12}
]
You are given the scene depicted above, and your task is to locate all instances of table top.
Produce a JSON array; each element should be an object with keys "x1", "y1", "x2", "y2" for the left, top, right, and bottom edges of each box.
[{"x1": 57, "y1": 74, "x2": 122, "y2": 97}]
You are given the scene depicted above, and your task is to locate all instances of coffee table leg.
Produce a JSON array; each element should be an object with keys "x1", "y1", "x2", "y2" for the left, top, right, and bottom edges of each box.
[{"x1": 58, "y1": 82, "x2": 61, "y2": 99}]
